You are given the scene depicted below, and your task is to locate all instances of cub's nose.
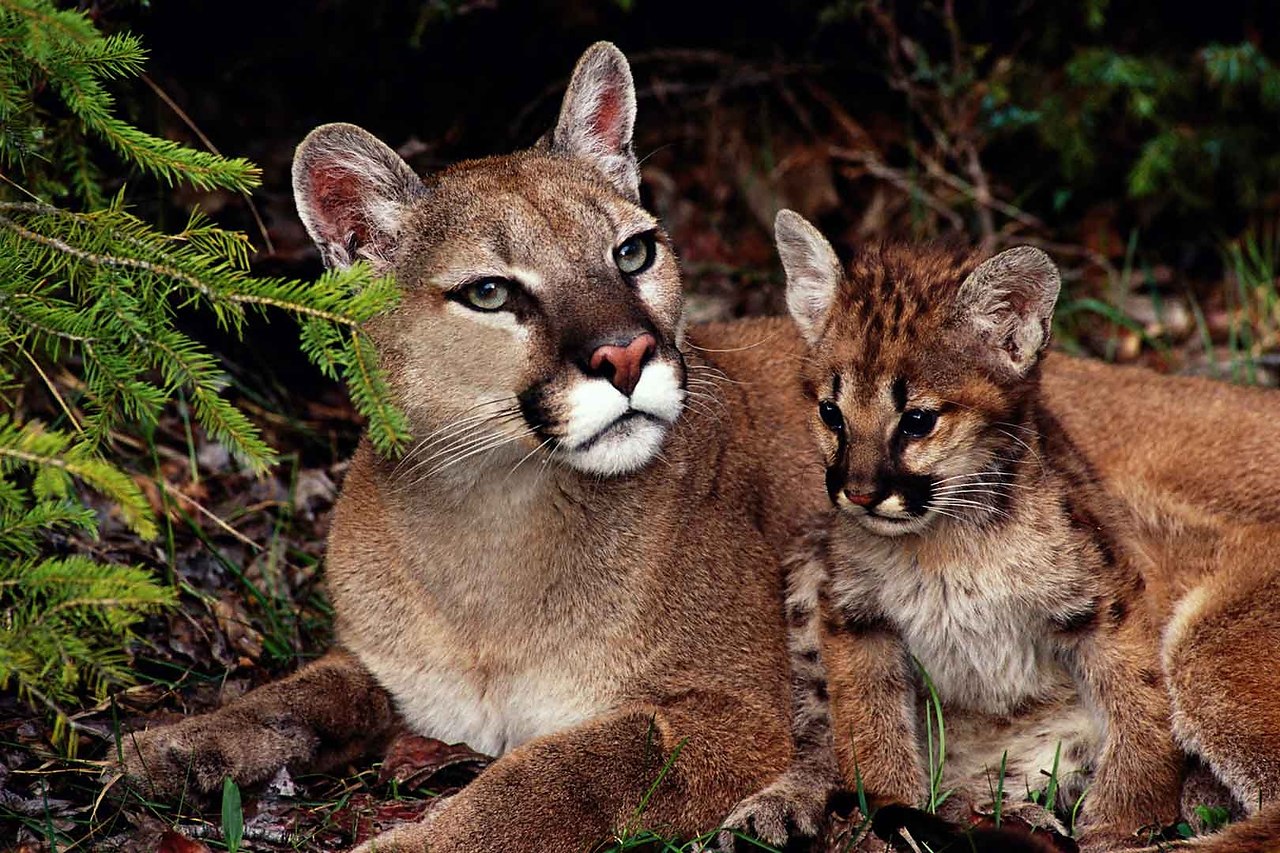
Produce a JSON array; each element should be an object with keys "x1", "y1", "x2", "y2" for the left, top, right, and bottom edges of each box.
[
  {"x1": 586, "y1": 333, "x2": 657, "y2": 396},
  {"x1": 844, "y1": 490, "x2": 876, "y2": 507}
]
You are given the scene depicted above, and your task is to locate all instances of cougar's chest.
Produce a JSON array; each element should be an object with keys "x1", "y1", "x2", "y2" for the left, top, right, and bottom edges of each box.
[
  {"x1": 363, "y1": 638, "x2": 611, "y2": 756},
  {"x1": 348, "y1": 558, "x2": 626, "y2": 756},
  {"x1": 334, "y1": 480, "x2": 645, "y2": 757}
]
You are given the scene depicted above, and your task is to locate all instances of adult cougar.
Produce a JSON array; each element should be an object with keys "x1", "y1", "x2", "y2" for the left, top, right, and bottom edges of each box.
[
  {"x1": 121, "y1": 43, "x2": 1280, "y2": 853},
  {"x1": 120, "y1": 43, "x2": 827, "y2": 852}
]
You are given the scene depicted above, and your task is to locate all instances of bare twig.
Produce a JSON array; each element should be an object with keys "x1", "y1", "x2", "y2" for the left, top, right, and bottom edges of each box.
[
  {"x1": 830, "y1": 149, "x2": 965, "y2": 230},
  {"x1": 140, "y1": 74, "x2": 275, "y2": 255},
  {"x1": 1007, "y1": 234, "x2": 1118, "y2": 279},
  {"x1": 157, "y1": 479, "x2": 264, "y2": 552}
]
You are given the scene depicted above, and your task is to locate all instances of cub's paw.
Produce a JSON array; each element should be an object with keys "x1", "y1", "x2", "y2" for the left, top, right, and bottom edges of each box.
[
  {"x1": 118, "y1": 716, "x2": 315, "y2": 801},
  {"x1": 707, "y1": 776, "x2": 829, "y2": 852},
  {"x1": 995, "y1": 800, "x2": 1070, "y2": 838},
  {"x1": 872, "y1": 803, "x2": 1072, "y2": 853}
]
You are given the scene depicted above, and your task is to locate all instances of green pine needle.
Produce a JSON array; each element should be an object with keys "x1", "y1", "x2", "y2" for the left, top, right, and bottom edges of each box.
[{"x1": 0, "y1": 0, "x2": 407, "y2": 748}]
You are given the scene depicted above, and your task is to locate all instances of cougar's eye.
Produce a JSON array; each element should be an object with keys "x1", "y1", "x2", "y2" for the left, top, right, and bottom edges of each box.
[
  {"x1": 462, "y1": 278, "x2": 511, "y2": 311},
  {"x1": 614, "y1": 231, "x2": 656, "y2": 275},
  {"x1": 899, "y1": 409, "x2": 938, "y2": 439},
  {"x1": 818, "y1": 400, "x2": 844, "y2": 431}
]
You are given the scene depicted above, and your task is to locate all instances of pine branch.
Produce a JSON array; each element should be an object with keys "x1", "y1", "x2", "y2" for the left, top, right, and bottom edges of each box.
[
  {"x1": 0, "y1": 0, "x2": 409, "y2": 746},
  {"x1": 0, "y1": 417, "x2": 157, "y2": 538}
]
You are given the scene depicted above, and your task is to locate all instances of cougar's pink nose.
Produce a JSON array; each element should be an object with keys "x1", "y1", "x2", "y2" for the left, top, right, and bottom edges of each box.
[
  {"x1": 588, "y1": 333, "x2": 657, "y2": 396},
  {"x1": 844, "y1": 490, "x2": 876, "y2": 507}
]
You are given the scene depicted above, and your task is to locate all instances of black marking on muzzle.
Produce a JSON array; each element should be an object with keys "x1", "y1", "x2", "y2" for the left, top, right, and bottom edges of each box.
[
  {"x1": 896, "y1": 473, "x2": 934, "y2": 516},
  {"x1": 825, "y1": 428, "x2": 849, "y2": 505},
  {"x1": 517, "y1": 383, "x2": 552, "y2": 438}
]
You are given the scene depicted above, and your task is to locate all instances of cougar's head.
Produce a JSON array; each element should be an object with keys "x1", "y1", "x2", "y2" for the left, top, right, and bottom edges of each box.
[
  {"x1": 775, "y1": 210, "x2": 1061, "y2": 537},
  {"x1": 292, "y1": 43, "x2": 685, "y2": 478}
]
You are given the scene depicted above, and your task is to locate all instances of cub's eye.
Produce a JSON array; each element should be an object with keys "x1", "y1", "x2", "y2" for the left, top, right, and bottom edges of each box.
[
  {"x1": 614, "y1": 231, "x2": 656, "y2": 275},
  {"x1": 462, "y1": 278, "x2": 511, "y2": 312},
  {"x1": 899, "y1": 409, "x2": 938, "y2": 439},
  {"x1": 818, "y1": 400, "x2": 844, "y2": 431}
]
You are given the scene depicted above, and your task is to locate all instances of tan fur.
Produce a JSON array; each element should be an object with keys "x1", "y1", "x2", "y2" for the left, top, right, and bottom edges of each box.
[
  {"x1": 722, "y1": 214, "x2": 1280, "y2": 853},
  {"x1": 120, "y1": 45, "x2": 829, "y2": 852},
  {"x1": 1047, "y1": 360, "x2": 1280, "y2": 853},
  {"x1": 117, "y1": 48, "x2": 1280, "y2": 853}
]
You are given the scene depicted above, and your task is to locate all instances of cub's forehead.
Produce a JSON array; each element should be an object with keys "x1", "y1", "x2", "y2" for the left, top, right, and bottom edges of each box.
[{"x1": 812, "y1": 335, "x2": 973, "y2": 400}]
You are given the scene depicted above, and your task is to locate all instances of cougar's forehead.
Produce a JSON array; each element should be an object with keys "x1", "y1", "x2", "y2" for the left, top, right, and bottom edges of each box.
[{"x1": 405, "y1": 155, "x2": 663, "y2": 286}]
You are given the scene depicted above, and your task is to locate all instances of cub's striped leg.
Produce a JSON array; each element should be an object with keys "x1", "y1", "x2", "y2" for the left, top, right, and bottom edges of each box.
[{"x1": 713, "y1": 542, "x2": 843, "y2": 850}]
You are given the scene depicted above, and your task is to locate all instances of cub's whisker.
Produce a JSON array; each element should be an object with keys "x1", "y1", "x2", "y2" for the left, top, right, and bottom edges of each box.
[
  {"x1": 928, "y1": 468, "x2": 1016, "y2": 486},
  {"x1": 933, "y1": 497, "x2": 1013, "y2": 521},
  {"x1": 932, "y1": 481, "x2": 1031, "y2": 492}
]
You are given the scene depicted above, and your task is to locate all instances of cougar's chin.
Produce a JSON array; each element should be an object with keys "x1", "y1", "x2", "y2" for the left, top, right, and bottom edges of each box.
[
  {"x1": 560, "y1": 416, "x2": 672, "y2": 476},
  {"x1": 557, "y1": 361, "x2": 685, "y2": 477}
]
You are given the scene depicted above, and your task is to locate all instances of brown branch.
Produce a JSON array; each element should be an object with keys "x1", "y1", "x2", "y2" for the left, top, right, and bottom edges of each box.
[
  {"x1": 830, "y1": 147, "x2": 965, "y2": 230},
  {"x1": 140, "y1": 74, "x2": 275, "y2": 255}
]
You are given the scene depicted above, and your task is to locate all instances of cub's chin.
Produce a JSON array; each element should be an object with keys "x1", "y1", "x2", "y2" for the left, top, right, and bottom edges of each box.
[
  {"x1": 853, "y1": 511, "x2": 936, "y2": 538},
  {"x1": 560, "y1": 415, "x2": 671, "y2": 476}
]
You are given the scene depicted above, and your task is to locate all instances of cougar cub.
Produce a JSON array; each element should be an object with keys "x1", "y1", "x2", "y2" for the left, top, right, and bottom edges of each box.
[{"x1": 722, "y1": 212, "x2": 1280, "y2": 853}]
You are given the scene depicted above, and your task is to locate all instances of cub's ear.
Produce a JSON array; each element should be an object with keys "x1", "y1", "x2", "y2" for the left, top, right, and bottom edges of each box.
[
  {"x1": 548, "y1": 42, "x2": 639, "y2": 201},
  {"x1": 776, "y1": 209, "x2": 843, "y2": 346},
  {"x1": 292, "y1": 123, "x2": 424, "y2": 269},
  {"x1": 955, "y1": 246, "x2": 1061, "y2": 375}
]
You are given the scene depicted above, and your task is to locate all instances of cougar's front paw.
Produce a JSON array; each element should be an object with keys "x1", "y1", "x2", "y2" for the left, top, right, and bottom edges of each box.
[
  {"x1": 709, "y1": 776, "x2": 829, "y2": 852},
  {"x1": 351, "y1": 821, "x2": 434, "y2": 853},
  {"x1": 120, "y1": 716, "x2": 316, "y2": 801},
  {"x1": 119, "y1": 722, "x2": 220, "y2": 800}
]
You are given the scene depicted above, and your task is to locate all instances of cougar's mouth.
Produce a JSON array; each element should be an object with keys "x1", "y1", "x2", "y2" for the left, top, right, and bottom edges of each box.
[
  {"x1": 518, "y1": 359, "x2": 686, "y2": 477},
  {"x1": 836, "y1": 479, "x2": 937, "y2": 537},
  {"x1": 569, "y1": 410, "x2": 663, "y2": 453}
]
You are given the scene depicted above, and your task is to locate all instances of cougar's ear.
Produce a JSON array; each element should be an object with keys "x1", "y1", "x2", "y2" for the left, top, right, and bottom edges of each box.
[
  {"x1": 293, "y1": 123, "x2": 424, "y2": 269},
  {"x1": 776, "y1": 209, "x2": 843, "y2": 347},
  {"x1": 955, "y1": 246, "x2": 1061, "y2": 375},
  {"x1": 548, "y1": 42, "x2": 640, "y2": 201}
]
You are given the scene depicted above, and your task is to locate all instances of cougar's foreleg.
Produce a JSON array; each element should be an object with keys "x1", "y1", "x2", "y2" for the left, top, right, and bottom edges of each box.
[{"x1": 121, "y1": 648, "x2": 398, "y2": 799}]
